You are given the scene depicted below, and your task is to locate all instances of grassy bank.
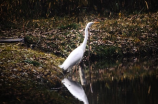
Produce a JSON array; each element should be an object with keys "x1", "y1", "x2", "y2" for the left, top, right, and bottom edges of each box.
[{"x1": 1, "y1": 12, "x2": 158, "y2": 58}]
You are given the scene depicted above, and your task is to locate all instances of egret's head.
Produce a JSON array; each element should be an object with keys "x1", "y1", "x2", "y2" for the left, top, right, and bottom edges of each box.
[{"x1": 86, "y1": 22, "x2": 99, "y2": 29}]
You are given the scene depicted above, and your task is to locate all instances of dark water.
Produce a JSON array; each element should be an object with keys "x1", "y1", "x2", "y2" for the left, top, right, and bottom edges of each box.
[
  {"x1": 84, "y1": 75, "x2": 158, "y2": 104},
  {"x1": 69, "y1": 56, "x2": 158, "y2": 104}
]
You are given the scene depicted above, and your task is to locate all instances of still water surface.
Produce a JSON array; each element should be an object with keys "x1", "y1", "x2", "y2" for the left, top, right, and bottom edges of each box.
[{"x1": 67, "y1": 56, "x2": 158, "y2": 104}]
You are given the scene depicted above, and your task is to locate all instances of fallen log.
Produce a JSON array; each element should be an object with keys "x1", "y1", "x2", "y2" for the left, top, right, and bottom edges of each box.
[{"x1": 0, "y1": 38, "x2": 24, "y2": 43}]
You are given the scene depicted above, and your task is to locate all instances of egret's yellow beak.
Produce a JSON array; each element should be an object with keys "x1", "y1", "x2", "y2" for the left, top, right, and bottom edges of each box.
[{"x1": 94, "y1": 22, "x2": 100, "y2": 24}]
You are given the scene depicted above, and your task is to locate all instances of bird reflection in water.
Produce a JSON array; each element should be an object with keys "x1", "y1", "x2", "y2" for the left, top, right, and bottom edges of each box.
[{"x1": 62, "y1": 77, "x2": 89, "y2": 104}]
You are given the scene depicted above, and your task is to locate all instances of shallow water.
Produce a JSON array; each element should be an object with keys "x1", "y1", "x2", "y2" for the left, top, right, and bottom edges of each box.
[
  {"x1": 84, "y1": 75, "x2": 158, "y2": 104},
  {"x1": 69, "y1": 56, "x2": 158, "y2": 104}
]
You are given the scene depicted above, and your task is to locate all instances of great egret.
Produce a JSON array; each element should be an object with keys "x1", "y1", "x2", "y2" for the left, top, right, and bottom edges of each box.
[{"x1": 59, "y1": 22, "x2": 99, "y2": 72}]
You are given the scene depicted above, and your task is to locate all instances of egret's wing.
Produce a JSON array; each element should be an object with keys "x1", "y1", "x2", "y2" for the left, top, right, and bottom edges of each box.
[{"x1": 62, "y1": 47, "x2": 84, "y2": 70}]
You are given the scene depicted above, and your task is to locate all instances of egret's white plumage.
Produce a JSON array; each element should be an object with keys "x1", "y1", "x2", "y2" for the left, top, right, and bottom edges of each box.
[{"x1": 59, "y1": 22, "x2": 99, "y2": 72}]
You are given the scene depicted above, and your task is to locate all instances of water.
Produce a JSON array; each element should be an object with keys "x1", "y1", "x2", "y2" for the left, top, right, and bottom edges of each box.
[
  {"x1": 68, "y1": 56, "x2": 158, "y2": 104},
  {"x1": 84, "y1": 75, "x2": 158, "y2": 104}
]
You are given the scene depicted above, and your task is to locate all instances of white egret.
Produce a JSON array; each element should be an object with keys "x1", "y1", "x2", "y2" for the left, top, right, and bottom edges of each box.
[{"x1": 59, "y1": 22, "x2": 99, "y2": 72}]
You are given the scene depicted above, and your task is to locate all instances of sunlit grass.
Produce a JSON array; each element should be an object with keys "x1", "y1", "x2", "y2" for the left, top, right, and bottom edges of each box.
[{"x1": 0, "y1": 43, "x2": 63, "y2": 72}]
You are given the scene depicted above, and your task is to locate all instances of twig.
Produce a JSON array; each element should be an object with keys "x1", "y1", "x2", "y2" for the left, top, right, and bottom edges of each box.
[
  {"x1": 146, "y1": 45, "x2": 158, "y2": 49},
  {"x1": 145, "y1": 1, "x2": 149, "y2": 10},
  {"x1": 51, "y1": 86, "x2": 64, "y2": 90}
]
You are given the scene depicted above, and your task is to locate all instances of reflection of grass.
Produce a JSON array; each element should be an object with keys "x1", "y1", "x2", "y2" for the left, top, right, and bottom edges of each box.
[
  {"x1": 92, "y1": 57, "x2": 122, "y2": 69},
  {"x1": 89, "y1": 75, "x2": 158, "y2": 104},
  {"x1": 90, "y1": 56, "x2": 158, "y2": 81}
]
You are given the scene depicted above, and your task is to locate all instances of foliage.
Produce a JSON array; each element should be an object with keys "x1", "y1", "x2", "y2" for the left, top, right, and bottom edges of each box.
[
  {"x1": 1, "y1": 12, "x2": 158, "y2": 58},
  {"x1": 0, "y1": 43, "x2": 75, "y2": 103},
  {"x1": 58, "y1": 23, "x2": 79, "y2": 30},
  {"x1": 24, "y1": 59, "x2": 41, "y2": 66},
  {"x1": 1, "y1": 0, "x2": 158, "y2": 25},
  {"x1": 93, "y1": 45, "x2": 122, "y2": 57}
]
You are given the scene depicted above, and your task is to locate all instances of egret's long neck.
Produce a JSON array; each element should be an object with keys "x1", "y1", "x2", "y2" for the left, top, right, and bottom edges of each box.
[{"x1": 81, "y1": 26, "x2": 89, "y2": 50}]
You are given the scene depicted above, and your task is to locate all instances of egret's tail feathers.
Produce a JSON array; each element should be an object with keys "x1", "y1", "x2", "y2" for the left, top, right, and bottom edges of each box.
[
  {"x1": 58, "y1": 65, "x2": 63, "y2": 69},
  {"x1": 58, "y1": 65, "x2": 68, "y2": 74}
]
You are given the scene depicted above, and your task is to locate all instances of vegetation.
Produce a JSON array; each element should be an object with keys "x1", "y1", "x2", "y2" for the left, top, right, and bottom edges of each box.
[
  {"x1": 0, "y1": 0, "x2": 158, "y2": 103},
  {"x1": 1, "y1": 0, "x2": 158, "y2": 21},
  {"x1": 0, "y1": 43, "x2": 73, "y2": 103},
  {"x1": 2, "y1": 11, "x2": 158, "y2": 57}
]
